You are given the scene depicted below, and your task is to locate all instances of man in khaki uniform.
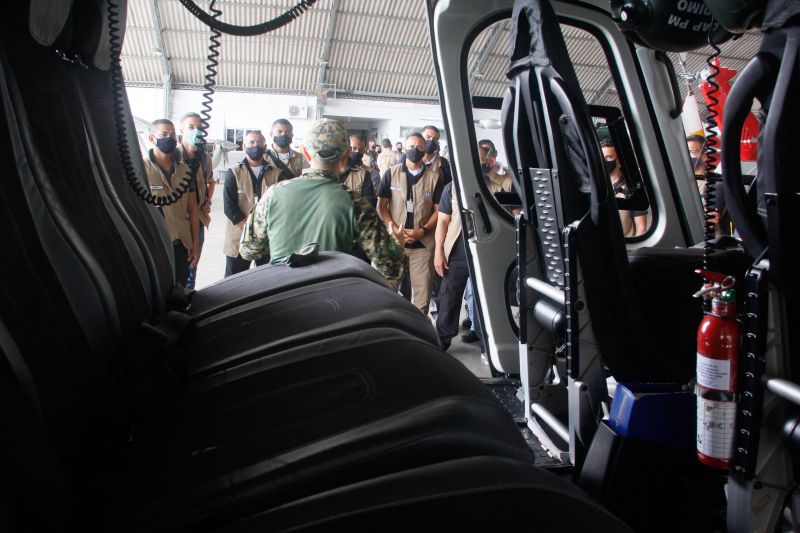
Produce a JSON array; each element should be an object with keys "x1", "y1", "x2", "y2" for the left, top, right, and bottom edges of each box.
[
  {"x1": 266, "y1": 118, "x2": 307, "y2": 180},
  {"x1": 222, "y1": 131, "x2": 277, "y2": 276},
  {"x1": 421, "y1": 125, "x2": 452, "y2": 185},
  {"x1": 340, "y1": 134, "x2": 378, "y2": 207},
  {"x1": 478, "y1": 139, "x2": 512, "y2": 194},
  {"x1": 239, "y1": 118, "x2": 406, "y2": 284},
  {"x1": 179, "y1": 112, "x2": 215, "y2": 289},
  {"x1": 142, "y1": 119, "x2": 200, "y2": 287},
  {"x1": 376, "y1": 138, "x2": 397, "y2": 176},
  {"x1": 433, "y1": 181, "x2": 481, "y2": 351},
  {"x1": 377, "y1": 132, "x2": 445, "y2": 314}
]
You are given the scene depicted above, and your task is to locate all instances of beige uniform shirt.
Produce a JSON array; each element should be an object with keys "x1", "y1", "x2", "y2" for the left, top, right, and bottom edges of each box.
[
  {"x1": 143, "y1": 154, "x2": 194, "y2": 251},
  {"x1": 386, "y1": 164, "x2": 440, "y2": 250}
]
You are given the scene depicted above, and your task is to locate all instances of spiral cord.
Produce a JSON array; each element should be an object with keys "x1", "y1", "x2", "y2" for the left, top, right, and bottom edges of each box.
[
  {"x1": 108, "y1": 0, "x2": 192, "y2": 206},
  {"x1": 197, "y1": 0, "x2": 222, "y2": 150},
  {"x1": 108, "y1": 0, "x2": 317, "y2": 207},
  {"x1": 702, "y1": 29, "x2": 723, "y2": 273},
  {"x1": 178, "y1": 0, "x2": 317, "y2": 37}
]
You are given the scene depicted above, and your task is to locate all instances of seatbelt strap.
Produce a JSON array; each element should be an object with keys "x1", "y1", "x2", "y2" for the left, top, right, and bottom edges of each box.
[{"x1": 267, "y1": 150, "x2": 297, "y2": 182}]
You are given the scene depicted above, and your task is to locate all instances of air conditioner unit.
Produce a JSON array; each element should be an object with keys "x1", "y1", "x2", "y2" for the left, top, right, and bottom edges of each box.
[{"x1": 288, "y1": 105, "x2": 308, "y2": 118}]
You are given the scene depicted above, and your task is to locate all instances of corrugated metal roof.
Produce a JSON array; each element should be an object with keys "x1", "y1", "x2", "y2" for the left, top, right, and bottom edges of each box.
[{"x1": 122, "y1": 0, "x2": 762, "y2": 106}]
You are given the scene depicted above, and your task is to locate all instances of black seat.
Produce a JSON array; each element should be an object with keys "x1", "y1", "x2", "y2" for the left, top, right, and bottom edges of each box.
[
  {"x1": 501, "y1": 0, "x2": 744, "y2": 385},
  {"x1": 0, "y1": 2, "x2": 632, "y2": 531}
]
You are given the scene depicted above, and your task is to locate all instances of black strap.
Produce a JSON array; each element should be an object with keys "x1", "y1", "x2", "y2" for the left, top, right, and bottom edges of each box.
[
  {"x1": 268, "y1": 150, "x2": 297, "y2": 181},
  {"x1": 244, "y1": 162, "x2": 269, "y2": 198}
]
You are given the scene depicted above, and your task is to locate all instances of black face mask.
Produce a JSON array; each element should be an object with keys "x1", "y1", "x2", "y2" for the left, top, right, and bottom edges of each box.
[
  {"x1": 481, "y1": 163, "x2": 492, "y2": 174},
  {"x1": 690, "y1": 157, "x2": 704, "y2": 172},
  {"x1": 155, "y1": 137, "x2": 177, "y2": 155},
  {"x1": 424, "y1": 140, "x2": 439, "y2": 154},
  {"x1": 603, "y1": 159, "x2": 618, "y2": 174},
  {"x1": 348, "y1": 151, "x2": 363, "y2": 166},
  {"x1": 405, "y1": 147, "x2": 425, "y2": 164},
  {"x1": 273, "y1": 134, "x2": 291, "y2": 149},
  {"x1": 246, "y1": 146, "x2": 266, "y2": 161}
]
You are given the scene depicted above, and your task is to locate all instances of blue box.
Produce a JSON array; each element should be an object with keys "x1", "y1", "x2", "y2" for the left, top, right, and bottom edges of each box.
[{"x1": 608, "y1": 383, "x2": 695, "y2": 451}]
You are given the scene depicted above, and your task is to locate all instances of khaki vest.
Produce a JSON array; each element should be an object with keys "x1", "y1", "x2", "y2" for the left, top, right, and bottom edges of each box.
[
  {"x1": 143, "y1": 155, "x2": 193, "y2": 251},
  {"x1": 223, "y1": 160, "x2": 280, "y2": 257},
  {"x1": 341, "y1": 166, "x2": 369, "y2": 194},
  {"x1": 186, "y1": 151, "x2": 214, "y2": 228},
  {"x1": 443, "y1": 188, "x2": 463, "y2": 260},
  {"x1": 387, "y1": 164, "x2": 439, "y2": 249},
  {"x1": 486, "y1": 166, "x2": 512, "y2": 194},
  {"x1": 376, "y1": 151, "x2": 397, "y2": 176},
  {"x1": 268, "y1": 148, "x2": 305, "y2": 179}
]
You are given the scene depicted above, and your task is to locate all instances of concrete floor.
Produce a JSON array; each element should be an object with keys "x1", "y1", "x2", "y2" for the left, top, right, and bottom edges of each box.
[{"x1": 192, "y1": 190, "x2": 490, "y2": 378}]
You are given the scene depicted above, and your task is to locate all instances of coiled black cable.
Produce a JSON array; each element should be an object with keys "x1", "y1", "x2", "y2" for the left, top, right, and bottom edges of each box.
[
  {"x1": 178, "y1": 0, "x2": 317, "y2": 36},
  {"x1": 197, "y1": 0, "x2": 221, "y2": 150},
  {"x1": 702, "y1": 27, "x2": 723, "y2": 273},
  {"x1": 108, "y1": 0, "x2": 193, "y2": 206}
]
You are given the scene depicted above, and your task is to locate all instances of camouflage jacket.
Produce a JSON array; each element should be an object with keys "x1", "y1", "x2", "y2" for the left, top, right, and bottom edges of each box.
[{"x1": 239, "y1": 168, "x2": 408, "y2": 281}]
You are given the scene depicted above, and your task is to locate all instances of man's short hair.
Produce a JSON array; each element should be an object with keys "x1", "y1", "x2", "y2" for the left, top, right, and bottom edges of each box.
[
  {"x1": 381, "y1": 138, "x2": 392, "y2": 149},
  {"x1": 246, "y1": 130, "x2": 266, "y2": 143},
  {"x1": 271, "y1": 118, "x2": 292, "y2": 129},
  {"x1": 478, "y1": 139, "x2": 497, "y2": 157},
  {"x1": 151, "y1": 119, "x2": 174, "y2": 133},
  {"x1": 180, "y1": 112, "x2": 202, "y2": 125},
  {"x1": 422, "y1": 125, "x2": 440, "y2": 136},
  {"x1": 599, "y1": 137, "x2": 615, "y2": 149},
  {"x1": 349, "y1": 134, "x2": 365, "y2": 145},
  {"x1": 686, "y1": 134, "x2": 706, "y2": 145},
  {"x1": 406, "y1": 132, "x2": 425, "y2": 143}
]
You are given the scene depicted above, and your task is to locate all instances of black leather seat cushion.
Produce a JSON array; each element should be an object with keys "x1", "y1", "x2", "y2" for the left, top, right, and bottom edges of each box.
[
  {"x1": 101, "y1": 332, "x2": 533, "y2": 530},
  {"x1": 189, "y1": 253, "x2": 390, "y2": 322},
  {"x1": 187, "y1": 275, "x2": 439, "y2": 378},
  {"x1": 217, "y1": 456, "x2": 634, "y2": 532}
]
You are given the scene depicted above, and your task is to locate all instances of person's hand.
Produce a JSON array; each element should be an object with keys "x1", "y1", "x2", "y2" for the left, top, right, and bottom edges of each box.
[
  {"x1": 202, "y1": 201, "x2": 212, "y2": 215},
  {"x1": 189, "y1": 245, "x2": 201, "y2": 268},
  {"x1": 403, "y1": 228, "x2": 423, "y2": 244},
  {"x1": 388, "y1": 223, "x2": 403, "y2": 244},
  {"x1": 434, "y1": 252, "x2": 448, "y2": 277},
  {"x1": 708, "y1": 210, "x2": 720, "y2": 225},
  {"x1": 238, "y1": 219, "x2": 246, "y2": 229}
]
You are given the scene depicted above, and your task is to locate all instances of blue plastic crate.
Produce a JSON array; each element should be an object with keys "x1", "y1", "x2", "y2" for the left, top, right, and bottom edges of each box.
[{"x1": 608, "y1": 383, "x2": 695, "y2": 451}]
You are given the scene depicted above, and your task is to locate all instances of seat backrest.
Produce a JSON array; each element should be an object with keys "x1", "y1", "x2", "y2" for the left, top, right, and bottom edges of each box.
[
  {"x1": 502, "y1": 0, "x2": 683, "y2": 383},
  {"x1": 0, "y1": 1, "x2": 178, "y2": 488}
]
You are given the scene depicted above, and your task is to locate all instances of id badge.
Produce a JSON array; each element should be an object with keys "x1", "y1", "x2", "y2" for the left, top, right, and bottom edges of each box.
[{"x1": 406, "y1": 199, "x2": 414, "y2": 213}]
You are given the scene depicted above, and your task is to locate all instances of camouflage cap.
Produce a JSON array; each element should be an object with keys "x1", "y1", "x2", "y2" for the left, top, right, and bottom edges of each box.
[{"x1": 305, "y1": 118, "x2": 349, "y2": 163}]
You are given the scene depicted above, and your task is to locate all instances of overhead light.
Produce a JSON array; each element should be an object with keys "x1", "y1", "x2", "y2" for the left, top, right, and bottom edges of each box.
[
  {"x1": 472, "y1": 70, "x2": 485, "y2": 79},
  {"x1": 152, "y1": 47, "x2": 163, "y2": 57}
]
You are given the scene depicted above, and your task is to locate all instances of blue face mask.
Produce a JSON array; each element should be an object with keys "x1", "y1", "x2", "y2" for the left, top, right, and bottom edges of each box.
[{"x1": 183, "y1": 128, "x2": 203, "y2": 147}]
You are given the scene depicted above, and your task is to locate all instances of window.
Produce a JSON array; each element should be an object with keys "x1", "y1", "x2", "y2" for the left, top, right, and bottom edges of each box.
[
  {"x1": 225, "y1": 128, "x2": 261, "y2": 147},
  {"x1": 466, "y1": 19, "x2": 653, "y2": 238}
]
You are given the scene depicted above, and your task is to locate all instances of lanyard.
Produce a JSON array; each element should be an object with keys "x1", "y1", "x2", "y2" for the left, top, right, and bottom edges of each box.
[{"x1": 245, "y1": 163, "x2": 268, "y2": 199}]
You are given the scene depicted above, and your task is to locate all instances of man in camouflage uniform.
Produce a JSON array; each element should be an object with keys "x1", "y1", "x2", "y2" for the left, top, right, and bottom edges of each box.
[{"x1": 239, "y1": 118, "x2": 407, "y2": 284}]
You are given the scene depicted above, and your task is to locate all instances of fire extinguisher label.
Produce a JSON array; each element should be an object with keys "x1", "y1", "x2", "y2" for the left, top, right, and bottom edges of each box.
[
  {"x1": 696, "y1": 397, "x2": 736, "y2": 460},
  {"x1": 696, "y1": 353, "x2": 732, "y2": 390}
]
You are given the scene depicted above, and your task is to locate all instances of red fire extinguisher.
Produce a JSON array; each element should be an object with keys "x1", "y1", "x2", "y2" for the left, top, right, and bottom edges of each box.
[{"x1": 693, "y1": 270, "x2": 740, "y2": 470}]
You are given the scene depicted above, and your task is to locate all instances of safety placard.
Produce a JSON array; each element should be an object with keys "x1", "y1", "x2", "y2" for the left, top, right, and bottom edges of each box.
[
  {"x1": 696, "y1": 353, "x2": 732, "y2": 390},
  {"x1": 696, "y1": 397, "x2": 736, "y2": 460}
]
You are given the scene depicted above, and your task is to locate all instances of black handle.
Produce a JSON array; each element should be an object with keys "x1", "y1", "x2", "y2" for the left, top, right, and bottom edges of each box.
[
  {"x1": 473, "y1": 192, "x2": 493, "y2": 234},
  {"x1": 654, "y1": 51, "x2": 683, "y2": 119},
  {"x1": 721, "y1": 53, "x2": 774, "y2": 259}
]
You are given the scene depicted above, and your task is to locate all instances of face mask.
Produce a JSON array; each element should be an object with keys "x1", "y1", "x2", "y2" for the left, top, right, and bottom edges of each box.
[
  {"x1": 246, "y1": 146, "x2": 266, "y2": 161},
  {"x1": 424, "y1": 140, "x2": 439, "y2": 154},
  {"x1": 481, "y1": 163, "x2": 492, "y2": 174},
  {"x1": 690, "y1": 157, "x2": 704, "y2": 171},
  {"x1": 273, "y1": 134, "x2": 291, "y2": 149},
  {"x1": 405, "y1": 147, "x2": 425, "y2": 164},
  {"x1": 603, "y1": 159, "x2": 617, "y2": 174},
  {"x1": 348, "y1": 151, "x2": 363, "y2": 166},
  {"x1": 183, "y1": 128, "x2": 203, "y2": 147},
  {"x1": 155, "y1": 137, "x2": 177, "y2": 155}
]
